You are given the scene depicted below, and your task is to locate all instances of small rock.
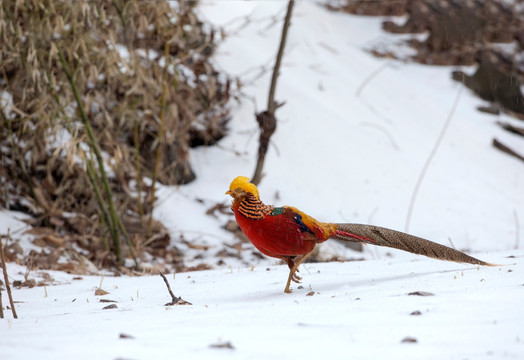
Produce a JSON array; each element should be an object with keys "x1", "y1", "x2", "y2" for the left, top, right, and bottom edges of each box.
[
  {"x1": 410, "y1": 310, "x2": 422, "y2": 316},
  {"x1": 401, "y1": 337, "x2": 418, "y2": 343},
  {"x1": 102, "y1": 304, "x2": 118, "y2": 310}
]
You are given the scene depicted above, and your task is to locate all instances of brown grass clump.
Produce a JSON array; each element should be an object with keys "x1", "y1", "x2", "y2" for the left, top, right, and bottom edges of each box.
[{"x1": 0, "y1": 0, "x2": 230, "y2": 273}]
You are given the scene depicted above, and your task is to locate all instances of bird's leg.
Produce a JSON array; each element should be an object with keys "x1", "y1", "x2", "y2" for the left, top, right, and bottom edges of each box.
[
  {"x1": 284, "y1": 249, "x2": 314, "y2": 294},
  {"x1": 283, "y1": 256, "x2": 302, "y2": 283}
]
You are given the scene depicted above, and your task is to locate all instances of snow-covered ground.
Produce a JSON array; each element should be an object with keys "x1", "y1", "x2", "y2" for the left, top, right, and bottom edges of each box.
[
  {"x1": 1, "y1": 1, "x2": 523, "y2": 359},
  {"x1": 2, "y1": 253, "x2": 523, "y2": 360}
]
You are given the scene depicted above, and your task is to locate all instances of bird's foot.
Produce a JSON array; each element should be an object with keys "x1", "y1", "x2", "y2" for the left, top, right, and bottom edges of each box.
[{"x1": 291, "y1": 272, "x2": 302, "y2": 283}]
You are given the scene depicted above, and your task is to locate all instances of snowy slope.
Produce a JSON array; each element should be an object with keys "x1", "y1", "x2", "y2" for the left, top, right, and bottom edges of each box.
[{"x1": 1, "y1": 1, "x2": 524, "y2": 359}]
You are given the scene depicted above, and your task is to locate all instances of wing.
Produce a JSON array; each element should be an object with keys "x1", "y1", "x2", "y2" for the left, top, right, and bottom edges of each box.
[
  {"x1": 278, "y1": 206, "x2": 336, "y2": 241},
  {"x1": 270, "y1": 207, "x2": 315, "y2": 236}
]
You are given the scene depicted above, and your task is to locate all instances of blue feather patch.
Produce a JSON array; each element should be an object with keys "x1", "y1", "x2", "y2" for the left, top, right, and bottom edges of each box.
[{"x1": 293, "y1": 212, "x2": 314, "y2": 234}]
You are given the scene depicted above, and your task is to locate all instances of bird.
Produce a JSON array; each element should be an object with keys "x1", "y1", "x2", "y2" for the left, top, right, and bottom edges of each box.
[{"x1": 226, "y1": 176, "x2": 494, "y2": 293}]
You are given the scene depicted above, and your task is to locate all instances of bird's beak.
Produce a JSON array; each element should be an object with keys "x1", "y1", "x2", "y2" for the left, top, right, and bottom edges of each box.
[{"x1": 225, "y1": 190, "x2": 232, "y2": 196}]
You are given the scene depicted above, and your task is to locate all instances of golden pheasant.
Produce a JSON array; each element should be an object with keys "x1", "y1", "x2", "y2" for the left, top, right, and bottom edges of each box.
[{"x1": 226, "y1": 176, "x2": 494, "y2": 293}]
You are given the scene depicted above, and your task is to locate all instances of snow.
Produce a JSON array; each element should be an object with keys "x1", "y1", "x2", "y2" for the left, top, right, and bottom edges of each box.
[
  {"x1": 2, "y1": 253, "x2": 523, "y2": 359},
  {"x1": 1, "y1": 1, "x2": 523, "y2": 358}
]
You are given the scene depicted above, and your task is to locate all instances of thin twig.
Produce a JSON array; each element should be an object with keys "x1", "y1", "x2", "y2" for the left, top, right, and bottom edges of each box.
[
  {"x1": 405, "y1": 86, "x2": 463, "y2": 232},
  {"x1": 496, "y1": 121, "x2": 524, "y2": 137},
  {"x1": 159, "y1": 272, "x2": 191, "y2": 306},
  {"x1": 1, "y1": 231, "x2": 18, "y2": 319},
  {"x1": 359, "y1": 122, "x2": 399, "y2": 150},
  {"x1": 133, "y1": 120, "x2": 144, "y2": 225},
  {"x1": 492, "y1": 138, "x2": 524, "y2": 163},
  {"x1": 355, "y1": 61, "x2": 391, "y2": 97},
  {"x1": 0, "y1": 282, "x2": 4, "y2": 318},
  {"x1": 159, "y1": 272, "x2": 177, "y2": 302}
]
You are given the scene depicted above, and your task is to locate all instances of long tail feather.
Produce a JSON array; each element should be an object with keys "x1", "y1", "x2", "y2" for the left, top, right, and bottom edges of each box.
[{"x1": 333, "y1": 223, "x2": 494, "y2": 266}]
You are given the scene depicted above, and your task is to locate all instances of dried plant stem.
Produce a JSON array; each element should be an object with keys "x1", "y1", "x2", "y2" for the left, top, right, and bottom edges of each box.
[
  {"x1": 112, "y1": 0, "x2": 127, "y2": 29},
  {"x1": 83, "y1": 153, "x2": 112, "y2": 251},
  {"x1": 514, "y1": 209, "x2": 520, "y2": 250},
  {"x1": 84, "y1": 149, "x2": 137, "y2": 265},
  {"x1": 159, "y1": 271, "x2": 192, "y2": 306},
  {"x1": 133, "y1": 120, "x2": 144, "y2": 224},
  {"x1": 148, "y1": 42, "x2": 170, "y2": 236},
  {"x1": 1, "y1": 233, "x2": 18, "y2": 319},
  {"x1": 0, "y1": 237, "x2": 3, "y2": 318},
  {"x1": 117, "y1": 215, "x2": 137, "y2": 266},
  {"x1": 492, "y1": 138, "x2": 524, "y2": 163},
  {"x1": 355, "y1": 62, "x2": 391, "y2": 97},
  {"x1": 57, "y1": 46, "x2": 123, "y2": 264},
  {"x1": 0, "y1": 282, "x2": 3, "y2": 318},
  {"x1": 405, "y1": 87, "x2": 462, "y2": 232},
  {"x1": 159, "y1": 272, "x2": 177, "y2": 303}
]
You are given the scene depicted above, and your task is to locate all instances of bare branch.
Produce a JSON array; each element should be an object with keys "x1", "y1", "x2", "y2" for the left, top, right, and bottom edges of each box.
[
  {"x1": 159, "y1": 272, "x2": 191, "y2": 306},
  {"x1": 252, "y1": 0, "x2": 295, "y2": 186},
  {"x1": 493, "y1": 138, "x2": 524, "y2": 163},
  {"x1": 1, "y1": 231, "x2": 18, "y2": 319}
]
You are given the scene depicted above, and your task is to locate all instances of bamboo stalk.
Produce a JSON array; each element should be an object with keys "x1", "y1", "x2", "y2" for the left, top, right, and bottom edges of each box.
[
  {"x1": 83, "y1": 153, "x2": 112, "y2": 252},
  {"x1": 57, "y1": 46, "x2": 123, "y2": 264}
]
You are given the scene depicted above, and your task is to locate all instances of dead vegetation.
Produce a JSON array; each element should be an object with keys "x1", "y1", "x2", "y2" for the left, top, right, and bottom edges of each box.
[
  {"x1": 329, "y1": 0, "x2": 524, "y2": 117},
  {"x1": 0, "y1": 0, "x2": 230, "y2": 273}
]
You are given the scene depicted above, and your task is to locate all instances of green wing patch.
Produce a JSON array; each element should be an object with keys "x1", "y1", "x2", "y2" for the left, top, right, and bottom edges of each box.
[{"x1": 270, "y1": 207, "x2": 285, "y2": 216}]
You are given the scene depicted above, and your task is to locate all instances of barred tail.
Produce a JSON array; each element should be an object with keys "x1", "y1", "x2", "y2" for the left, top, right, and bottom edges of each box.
[{"x1": 332, "y1": 223, "x2": 495, "y2": 266}]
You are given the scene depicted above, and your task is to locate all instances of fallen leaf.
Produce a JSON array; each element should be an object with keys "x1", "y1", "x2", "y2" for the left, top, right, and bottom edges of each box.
[
  {"x1": 95, "y1": 288, "x2": 109, "y2": 296},
  {"x1": 408, "y1": 291, "x2": 434, "y2": 296},
  {"x1": 102, "y1": 304, "x2": 118, "y2": 310},
  {"x1": 209, "y1": 341, "x2": 234, "y2": 350}
]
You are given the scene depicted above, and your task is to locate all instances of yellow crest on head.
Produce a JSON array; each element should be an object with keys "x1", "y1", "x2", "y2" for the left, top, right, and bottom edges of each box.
[{"x1": 229, "y1": 176, "x2": 260, "y2": 199}]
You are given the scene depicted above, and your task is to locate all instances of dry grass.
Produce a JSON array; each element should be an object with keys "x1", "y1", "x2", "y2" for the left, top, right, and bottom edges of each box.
[{"x1": 0, "y1": 0, "x2": 230, "y2": 273}]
